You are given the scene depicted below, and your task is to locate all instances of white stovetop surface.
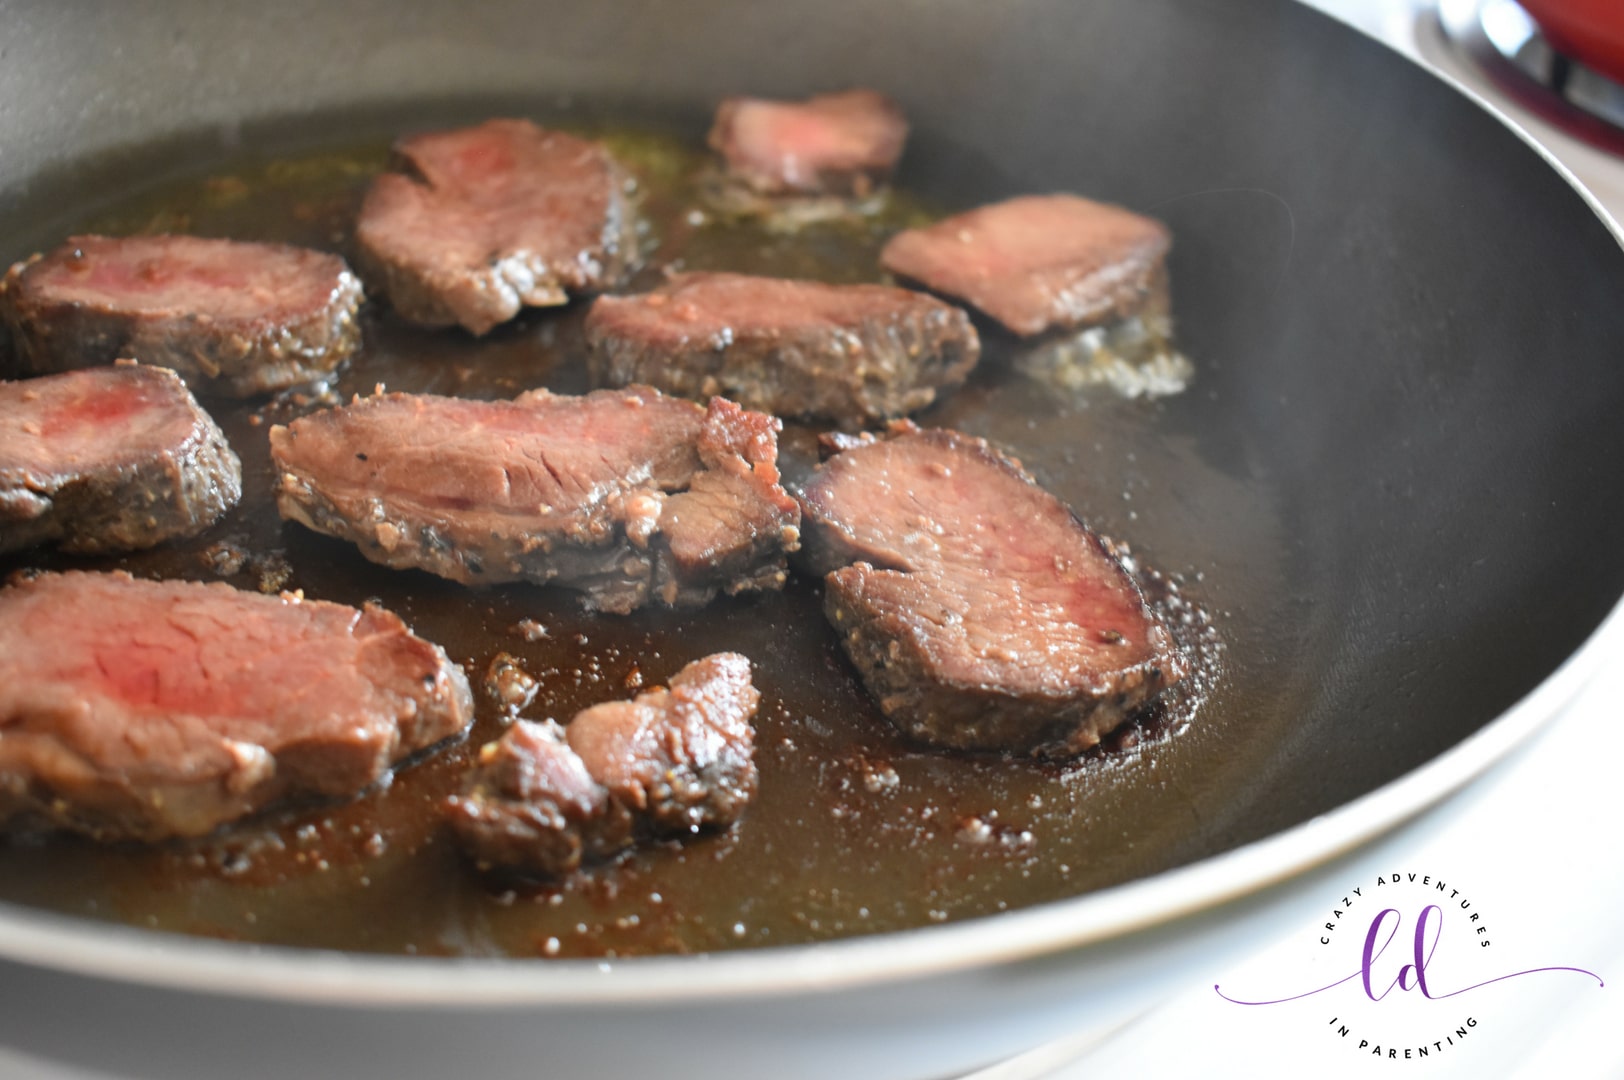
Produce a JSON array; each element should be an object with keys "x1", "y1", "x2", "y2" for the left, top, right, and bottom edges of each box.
[{"x1": 4, "y1": 4, "x2": 1622, "y2": 1079}]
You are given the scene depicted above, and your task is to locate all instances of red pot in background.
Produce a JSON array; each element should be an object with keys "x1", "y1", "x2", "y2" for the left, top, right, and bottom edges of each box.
[{"x1": 1519, "y1": 0, "x2": 1624, "y2": 85}]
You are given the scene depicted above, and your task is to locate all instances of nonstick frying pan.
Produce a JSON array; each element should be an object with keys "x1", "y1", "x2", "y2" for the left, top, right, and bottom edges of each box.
[{"x1": 1, "y1": 0, "x2": 1623, "y2": 1077}]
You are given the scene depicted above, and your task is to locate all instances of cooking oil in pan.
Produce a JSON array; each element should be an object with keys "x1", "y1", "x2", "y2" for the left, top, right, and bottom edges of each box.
[{"x1": 0, "y1": 109, "x2": 1269, "y2": 959}]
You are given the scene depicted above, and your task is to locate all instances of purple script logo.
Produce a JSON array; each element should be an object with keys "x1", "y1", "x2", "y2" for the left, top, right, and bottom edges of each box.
[{"x1": 1216, "y1": 885, "x2": 1603, "y2": 1008}]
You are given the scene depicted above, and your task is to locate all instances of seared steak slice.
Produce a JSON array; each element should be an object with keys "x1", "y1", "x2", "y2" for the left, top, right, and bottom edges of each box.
[
  {"x1": 0, "y1": 234, "x2": 364, "y2": 396},
  {"x1": 0, "y1": 364, "x2": 241, "y2": 555},
  {"x1": 799, "y1": 424, "x2": 1186, "y2": 756},
  {"x1": 443, "y1": 719, "x2": 633, "y2": 878},
  {"x1": 566, "y1": 652, "x2": 759, "y2": 834},
  {"x1": 879, "y1": 194, "x2": 1171, "y2": 337},
  {"x1": 270, "y1": 386, "x2": 801, "y2": 613},
  {"x1": 708, "y1": 90, "x2": 908, "y2": 198},
  {"x1": 0, "y1": 571, "x2": 473, "y2": 842},
  {"x1": 584, "y1": 272, "x2": 980, "y2": 427},
  {"x1": 355, "y1": 119, "x2": 637, "y2": 335},
  {"x1": 445, "y1": 653, "x2": 759, "y2": 877}
]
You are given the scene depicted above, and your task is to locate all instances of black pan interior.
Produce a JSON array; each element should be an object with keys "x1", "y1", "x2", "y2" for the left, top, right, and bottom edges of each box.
[{"x1": 1, "y1": 0, "x2": 1623, "y2": 958}]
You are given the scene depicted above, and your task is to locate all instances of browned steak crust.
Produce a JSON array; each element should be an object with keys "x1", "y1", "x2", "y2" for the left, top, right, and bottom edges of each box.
[
  {"x1": 585, "y1": 272, "x2": 979, "y2": 427},
  {"x1": 355, "y1": 119, "x2": 637, "y2": 335},
  {"x1": 879, "y1": 194, "x2": 1170, "y2": 338},
  {"x1": 0, "y1": 364, "x2": 241, "y2": 555},
  {"x1": 799, "y1": 423, "x2": 1186, "y2": 756},
  {"x1": 269, "y1": 386, "x2": 801, "y2": 613},
  {"x1": 0, "y1": 235, "x2": 364, "y2": 396},
  {"x1": 0, "y1": 571, "x2": 473, "y2": 842},
  {"x1": 445, "y1": 653, "x2": 759, "y2": 877}
]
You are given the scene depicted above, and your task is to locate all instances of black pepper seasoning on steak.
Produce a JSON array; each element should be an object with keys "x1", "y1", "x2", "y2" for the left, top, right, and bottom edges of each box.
[
  {"x1": 799, "y1": 423, "x2": 1187, "y2": 757},
  {"x1": 354, "y1": 119, "x2": 638, "y2": 335},
  {"x1": 0, "y1": 235, "x2": 364, "y2": 396},
  {"x1": 0, "y1": 364, "x2": 241, "y2": 555},
  {"x1": 584, "y1": 272, "x2": 980, "y2": 427},
  {"x1": 445, "y1": 652, "x2": 759, "y2": 878},
  {"x1": 0, "y1": 571, "x2": 473, "y2": 842},
  {"x1": 879, "y1": 194, "x2": 1171, "y2": 338},
  {"x1": 269, "y1": 385, "x2": 801, "y2": 613}
]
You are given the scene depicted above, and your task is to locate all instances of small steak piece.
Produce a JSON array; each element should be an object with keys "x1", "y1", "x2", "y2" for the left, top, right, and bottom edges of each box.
[
  {"x1": 585, "y1": 272, "x2": 980, "y2": 427},
  {"x1": 0, "y1": 235, "x2": 364, "y2": 396},
  {"x1": 445, "y1": 653, "x2": 759, "y2": 877},
  {"x1": 566, "y1": 652, "x2": 759, "y2": 835},
  {"x1": 708, "y1": 90, "x2": 908, "y2": 198},
  {"x1": 270, "y1": 386, "x2": 800, "y2": 613},
  {"x1": 0, "y1": 364, "x2": 241, "y2": 555},
  {"x1": 879, "y1": 194, "x2": 1171, "y2": 338},
  {"x1": 355, "y1": 119, "x2": 637, "y2": 335},
  {"x1": 799, "y1": 424, "x2": 1186, "y2": 756},
  {"x1": 0, "y1": 571, "x2": 473, "y2": 842},
  {"x1": 443, "y1": 719, "x2": 633, "y2": 878}
]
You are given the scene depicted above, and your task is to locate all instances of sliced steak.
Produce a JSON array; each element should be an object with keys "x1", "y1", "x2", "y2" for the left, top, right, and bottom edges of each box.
[
  {"x1": 0, "y1": 234, "x2": 364, "y2": 396},
  {"x1": 584, "y1": 272, "x2": 980, "y2": 427},
  {"x1": 566, "y1": 652, "x2": 759, "y2": 835},
  {"x1": 445, "y1": 653, "x2": 759, "y2": 878},
  {"x1": 442, "y1": 719, "x2": 632, "y2": 878},
  {"x1": 355, "y1": 119, "x2": 637, "y2": 335},
  {"x1": 799, "y1": 424, "x2": 1186, "y2": 757},
  {"x1": 270, "y1": 386, "x2": 800, "y2": 613},
  {"x1": 879, "y1": 194, "x2": 1171, "y2": 337},
  {"x1": 708, "y1": 90, "x2": 908, "y2": 198},
  {"x1": 0, "y1": 364, "x2": 241, "y2": 555},
  {"x1": 0, "y1": 571, "x2": 474, "y2": 842}
]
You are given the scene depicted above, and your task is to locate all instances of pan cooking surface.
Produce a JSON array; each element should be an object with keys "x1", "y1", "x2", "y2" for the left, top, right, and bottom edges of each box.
[
  {"x1": 2, "y1": 51, "x2": 1622, "y2": 957},
  {"x1": 0, "y1": 113, "x2": 1268, "y2": 958}
]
